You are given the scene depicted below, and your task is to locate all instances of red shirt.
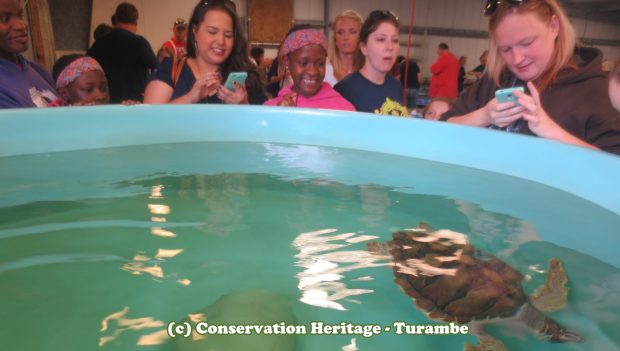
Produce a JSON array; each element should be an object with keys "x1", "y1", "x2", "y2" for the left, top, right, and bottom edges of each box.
[
  {"x1": 429, "y1": 51, "x2": 460, "y2": 98},
  {"x1": 161, "y1": 38, "x2": 187, "y2": 61}
]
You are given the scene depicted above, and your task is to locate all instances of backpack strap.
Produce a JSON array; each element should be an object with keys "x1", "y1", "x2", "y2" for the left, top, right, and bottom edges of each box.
[{"x1": 171, "y1": 57, "x2": 186, "y2": 86}]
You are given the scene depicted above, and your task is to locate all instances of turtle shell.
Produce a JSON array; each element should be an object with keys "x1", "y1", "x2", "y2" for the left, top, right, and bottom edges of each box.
[{"x1": 387, "y1": 229, "x2": 527, "y2": 324}]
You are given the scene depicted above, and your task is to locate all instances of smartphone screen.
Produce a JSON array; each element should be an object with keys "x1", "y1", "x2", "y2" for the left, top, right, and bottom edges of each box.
[
  {"x1": 224, "y1": 72, "x2": 248, "y2": 90},
  {"x1": 495, "y1": 86, "x2": 524, "y2": 106}
]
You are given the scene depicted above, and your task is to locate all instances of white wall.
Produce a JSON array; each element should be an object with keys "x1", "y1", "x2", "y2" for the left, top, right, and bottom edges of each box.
[{"x1": 90, "y1": 0, "x2": 620, "y2": 78}]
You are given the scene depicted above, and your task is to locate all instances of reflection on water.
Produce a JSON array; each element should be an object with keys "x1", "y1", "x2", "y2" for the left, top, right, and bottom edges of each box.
[
  {"x1": 293, "y1": 228, "x2": 388, "y2": 311},
  {"x1": 99, "y1": 307, "x2": 167, "y2": 347}
]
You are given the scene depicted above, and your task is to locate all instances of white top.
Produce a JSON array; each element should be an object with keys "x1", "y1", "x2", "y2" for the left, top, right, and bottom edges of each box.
[{"x1": 323, "y1": 62, "x2": 338, "y2": 87}]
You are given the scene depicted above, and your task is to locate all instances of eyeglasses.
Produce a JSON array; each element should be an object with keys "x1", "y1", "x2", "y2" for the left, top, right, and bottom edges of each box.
[{"x1": 483, "y1": 0, "x2": 527, "y2": 16}]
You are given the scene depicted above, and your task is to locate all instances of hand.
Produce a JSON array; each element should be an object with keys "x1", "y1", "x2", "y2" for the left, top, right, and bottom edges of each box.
[
  {"x1": 514, "y1": 81, "x2": 562, "y2": 138},
  {"x1": 121, "y1": 99, "x2": 140, "y2": 105},
  {"x1": 277, "y1": 92, "x2": 297, "y2": 107},
  {"x1": 484, "y1": 96, "x2": 525, "y2": 128},
  {"x1": 188, "y1": 72, "x2": 221, "y2": 102},
  {"x1": 217, "y1": 81, "x2": 249, "y2": 104}
]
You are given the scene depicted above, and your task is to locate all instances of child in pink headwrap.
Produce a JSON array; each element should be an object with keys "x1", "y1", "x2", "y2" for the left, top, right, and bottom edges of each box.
[
  {"x1": 50, "y1": 55, "x2": 110, "y2": 106},
  {"x1": 264, "y1": 25, "x2": 355, "y2": 111}
]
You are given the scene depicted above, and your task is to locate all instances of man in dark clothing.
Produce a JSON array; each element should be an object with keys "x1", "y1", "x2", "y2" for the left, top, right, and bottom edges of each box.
[
  {"x1": 399, "y1": 59, "x2": 421, "y2": 110},
  {"x1": 87, "y1": 3, "x2": 156, "y2": 103}
]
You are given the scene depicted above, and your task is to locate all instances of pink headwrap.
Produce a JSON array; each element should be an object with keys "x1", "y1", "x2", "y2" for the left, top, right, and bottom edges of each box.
[
  {"x1": 56, "y1": 56, "x2": 104, "y2": 89},
  {"x1": 282, "y1": 28, "x2": 328, "y2": 56}
]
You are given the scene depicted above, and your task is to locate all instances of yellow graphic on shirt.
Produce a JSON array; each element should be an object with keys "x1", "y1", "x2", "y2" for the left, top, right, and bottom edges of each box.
[{"x1": 374, "y1": 97, "x2": 408, "y2": 117}]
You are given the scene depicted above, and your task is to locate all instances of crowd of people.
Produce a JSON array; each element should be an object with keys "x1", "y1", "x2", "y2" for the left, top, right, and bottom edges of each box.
[{"x1": 1, "y1": 0, "x2": 620, "y2": 155}]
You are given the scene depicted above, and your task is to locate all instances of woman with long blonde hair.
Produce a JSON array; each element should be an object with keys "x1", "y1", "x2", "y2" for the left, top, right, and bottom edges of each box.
[
  {"x1": 441, "y1": 0, "x2": 620, "y2": 155},
  {"x1": 324, "y1": 10, "x2": 363, "y2": 86}
]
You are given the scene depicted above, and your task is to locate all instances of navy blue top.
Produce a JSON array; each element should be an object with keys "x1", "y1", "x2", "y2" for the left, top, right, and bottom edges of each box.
[
  {"x1": 150, "y1": 58, "x2": 267, "y2": 104},
  {"x1": 334, "y1": 71, "x2": 405, "y2": 115}
]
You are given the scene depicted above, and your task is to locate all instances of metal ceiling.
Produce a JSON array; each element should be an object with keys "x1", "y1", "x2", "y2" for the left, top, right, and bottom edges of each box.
[{"x1": 562, "y1": 0, "x2": 620, "y2": 27}]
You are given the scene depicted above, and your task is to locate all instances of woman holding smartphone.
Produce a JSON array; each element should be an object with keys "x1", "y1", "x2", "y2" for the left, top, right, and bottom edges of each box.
[
  {"x1": 144, "y1": 0, "x2": 266, "y2": 104},
  {"x1": 440, "y1": 0, "x2": 620, "y2": 154}
]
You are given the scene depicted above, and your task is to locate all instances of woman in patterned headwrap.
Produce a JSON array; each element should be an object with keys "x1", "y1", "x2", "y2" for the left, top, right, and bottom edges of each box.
[
  {"x1": 264, "y1": 25, "x2": 354, "y2": 111},
  {"x1": 51, "y1": 54, "x2": 109, "y2": 106}
]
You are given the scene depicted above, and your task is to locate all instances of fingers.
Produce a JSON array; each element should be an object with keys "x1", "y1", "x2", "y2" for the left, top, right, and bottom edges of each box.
[
  {"x1": 216, "y1": 82, "x2": 248, "y2": 104},
  {"x1": 277, "y1": 93, "x2": 297, "y2": 107}
]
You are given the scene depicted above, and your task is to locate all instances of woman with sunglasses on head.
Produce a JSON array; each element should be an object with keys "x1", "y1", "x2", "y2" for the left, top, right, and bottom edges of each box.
[
  {"x1": 334, "y1": 10, "x2": 407, "y2": 116},
  {"x1": 324, "y1": 9, "x2": 363, "y2": 86},
  {"x1": 440, "y1": 0, "x2": 620, "y2": 155},
  {"x1": 144, "y1": 0, "x2": 266, "y2": 105}
]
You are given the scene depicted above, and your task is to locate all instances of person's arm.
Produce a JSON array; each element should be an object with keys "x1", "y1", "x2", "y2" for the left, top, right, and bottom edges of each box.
[
  {"x1": 516, "y1": 82, "x2": 599, "y2": 150},
  {"x1": 430, "y1": 55, "x2": 445, "y2": 75}
]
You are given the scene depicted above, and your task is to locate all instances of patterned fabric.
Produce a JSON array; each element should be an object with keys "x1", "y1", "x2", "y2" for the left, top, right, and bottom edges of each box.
[
  {"x1": 56, "y1": 57, "x2": 104, "y2": 89},
  {"x1": 282, "y1": 29, "x2": 327, "y2": 56}
]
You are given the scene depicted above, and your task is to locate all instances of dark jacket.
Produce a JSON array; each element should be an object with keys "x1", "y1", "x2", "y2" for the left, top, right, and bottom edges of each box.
[
  {"x1": 441, "y1": 47, "x2": 620, "y2": 155},
  {"x1": 88, "y1": 28, "x2": 157, "y2": 103}
]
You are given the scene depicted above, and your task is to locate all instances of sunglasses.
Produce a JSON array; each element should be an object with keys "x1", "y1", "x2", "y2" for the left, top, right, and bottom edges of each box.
[
  {"x1": 368, "y1": 10, "x2": 399, "y2": 22},
  {"x1": 201, "y1": 0, "x2": 236, "y2": 11},
  {"x1": 483, "y1": 0, "x2": 527, "y2": 16}
]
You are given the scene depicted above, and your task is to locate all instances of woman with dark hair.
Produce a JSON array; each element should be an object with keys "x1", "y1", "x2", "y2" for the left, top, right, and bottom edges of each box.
[
  {"x1": 144, "y1": 0, "x2": 266, "y2": 104},
  {"x1": 333, "y1": 10, "x2": 406, "y2": 116}
]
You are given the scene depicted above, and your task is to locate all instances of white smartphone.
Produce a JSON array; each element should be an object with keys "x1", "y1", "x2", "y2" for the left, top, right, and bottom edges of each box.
[
  {"x1": 224, "y1": 72, "x2": 248, "y2": 90},
  {"x1": 495, "y1": 86, "x2": 524, "y2": 106}
]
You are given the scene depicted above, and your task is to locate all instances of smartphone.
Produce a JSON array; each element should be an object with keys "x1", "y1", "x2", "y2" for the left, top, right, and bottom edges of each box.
[
  {"x1": 224, "y1": 72, "x2": 248, "y2": 90},
  {"x1": 495, "y1": 86, "x2": 524, "y2": 106}
]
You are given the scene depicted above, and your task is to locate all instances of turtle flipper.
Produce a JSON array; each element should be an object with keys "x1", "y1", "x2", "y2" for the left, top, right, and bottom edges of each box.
[
  {"x1": 519, "y1": 303, "x2": 583, "y2": 343},
  {"x1": 530, "y1": 258, "x2": 568, "y2": 312},
  {"x1": 463, "y1": 324, "x2": 508, "y2": 351},
  {"x1": 463, "y1": 336, "x2": 508, "y2": 351}
]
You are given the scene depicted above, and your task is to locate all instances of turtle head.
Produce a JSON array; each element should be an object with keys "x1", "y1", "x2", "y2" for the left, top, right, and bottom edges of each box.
[{"x1": 366, "y1": 242, "x2": 390, "y2": 256}]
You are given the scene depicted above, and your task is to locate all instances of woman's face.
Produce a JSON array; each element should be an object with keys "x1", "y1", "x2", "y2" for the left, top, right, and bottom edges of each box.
[
  {"x1": 194, "y1": 9, "x2": 234, "y2": 67},
  {"x1": 62, "y1": 70, "x2": 109, "y2": 105},
  {"x1": 360, "y1": 22, "x2": 399, "y2": 75},
  {"x1": 285, "y1": 44, "x2": 326, "y2": 98},
  {"x1": 424, "y1": 100, "x2": 450, "y2": 121},
  {"x1": 0, "y1": 0, "x2": 28, "y2": 60},
  {"x1": 494, "y1": 12, "x2": 559, "y2": 82},
  {"x1": 334, "y1": 17, "x2": 360, "y2": 56}
]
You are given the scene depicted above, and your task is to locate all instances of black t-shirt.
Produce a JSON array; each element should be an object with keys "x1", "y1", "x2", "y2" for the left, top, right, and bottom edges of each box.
[
  {"x1": 399, "y1": 60, "x2": 420, "y2": 90},
  {"x1": 87, "y1": 28, "x2": 157, "y2": 103}
]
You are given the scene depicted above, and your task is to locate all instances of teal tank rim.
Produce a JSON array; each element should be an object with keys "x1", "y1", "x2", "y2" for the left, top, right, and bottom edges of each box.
[{"x1": 1, "y1": 104, "x2": 619, "y2": 215}]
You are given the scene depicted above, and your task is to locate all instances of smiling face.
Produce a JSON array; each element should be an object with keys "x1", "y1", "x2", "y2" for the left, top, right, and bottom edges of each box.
[
  {"x1": 285, "y1": 44, "x2": 326, "y2": 98},
  {"x1": 493, "y1": 12, "x2": 559, "y2": 82},
  {"x1": 193, "y1": 9, "x2": 234, "y2": 68},
  {"x1": 0, "y1": 0, "x2": 28, "y2": 61},
  {"x1": 334, "y1": 17, "x2": 360, "y2": 56},
  {"x1": 61, "y1": 70, "x2": 109, "y2": 105},
  {"x1": 360, "y1": 22, "x2": 399, "y2": 76}
]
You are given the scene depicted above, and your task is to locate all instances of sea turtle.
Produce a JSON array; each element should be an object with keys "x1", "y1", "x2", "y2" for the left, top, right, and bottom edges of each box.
[{"x1": 367, "y1": 223, "x2": 582, "y2": 351}]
